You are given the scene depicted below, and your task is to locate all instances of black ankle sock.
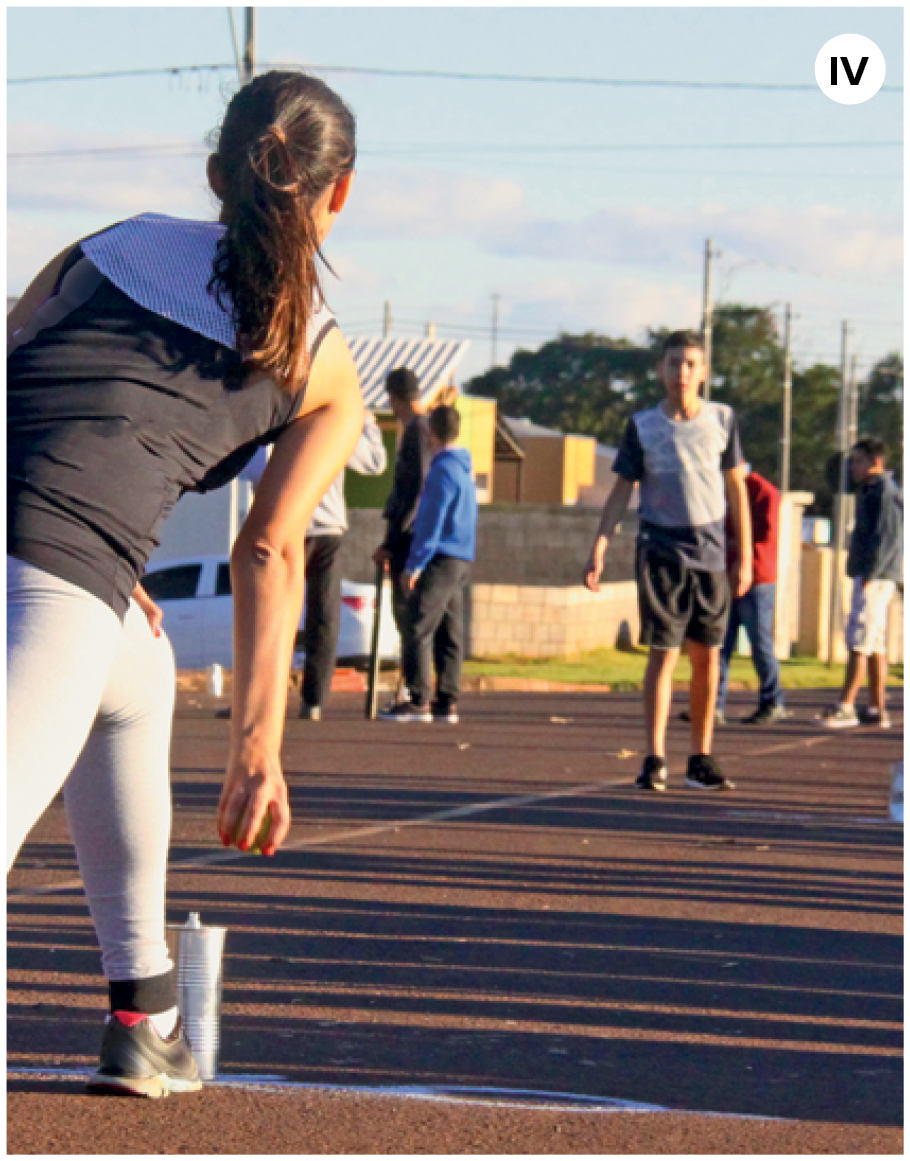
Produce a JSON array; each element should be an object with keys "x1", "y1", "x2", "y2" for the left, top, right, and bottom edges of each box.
[{"x1": 108, "y1": 968, "x2": 177, "y2": 1015}]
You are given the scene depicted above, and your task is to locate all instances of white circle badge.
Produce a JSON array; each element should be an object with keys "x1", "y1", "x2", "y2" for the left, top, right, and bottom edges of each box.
[{"x1": 815, "y1": 34, "x2": 886, "y2": 104}]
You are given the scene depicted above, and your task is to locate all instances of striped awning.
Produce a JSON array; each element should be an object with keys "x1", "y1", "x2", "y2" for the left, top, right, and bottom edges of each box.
[{"x1": 347, "y1": 336, "x2": 470, "y2": 409}]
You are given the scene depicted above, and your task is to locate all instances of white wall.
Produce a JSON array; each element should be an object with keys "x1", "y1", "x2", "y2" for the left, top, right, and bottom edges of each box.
[{"x1": 148, "y1": 480, "x2": 253, "y2": 565}]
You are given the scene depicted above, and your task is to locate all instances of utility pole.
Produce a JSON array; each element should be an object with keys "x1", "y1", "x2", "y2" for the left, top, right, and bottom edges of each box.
[
  {"x1": 701, "y1": 238, "x2": 719, "y2": 400},
  {"x1": 847, "y1": 352, "x2": 859, "y2": 448},
  {"x1": 227, "y1": 9, "x2": 242, "y2": 80},
  {"x1": 242, "y1": 7, "x2": 256, "y2": 84},
  {"x1": 382, "y1": 301, "x2": 392, "y2": 338},
  {"x1": 827, "y1": 321, "x2": 850, "y2": 665},
  {"x1": 779, "y1": 303, "x2": 793, "y2": 494},
  {"x1": 491, "y1": 293, "x2": 500, "y2": 368}
]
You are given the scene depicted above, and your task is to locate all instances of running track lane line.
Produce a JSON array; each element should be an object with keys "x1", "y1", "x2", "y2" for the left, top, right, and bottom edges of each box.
[
  {"x1": 7, "y1": 729, "x2": 893, "y2": 899},
  {"x1": 7, "y1": 774, "x2": 631, "y2": 897},
  {"x1": 4, "y1": 1068, "x2": 789, "y2": 1119}
]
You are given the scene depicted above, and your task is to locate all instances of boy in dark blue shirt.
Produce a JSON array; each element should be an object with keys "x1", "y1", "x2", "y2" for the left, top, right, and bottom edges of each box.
[{"x1": 379, "y1": 405, "x2": 478, "y2": 723}]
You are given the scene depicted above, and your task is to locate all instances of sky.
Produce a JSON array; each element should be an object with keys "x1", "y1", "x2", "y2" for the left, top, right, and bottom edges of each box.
[{"x1": 6, "y1": 5, "x2": 904, "y2": 384}]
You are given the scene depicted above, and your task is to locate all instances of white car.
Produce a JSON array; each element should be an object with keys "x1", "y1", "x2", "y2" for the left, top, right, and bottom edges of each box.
[{"x1": 141, "y1": 555, "x2": 400, "y2": 671}]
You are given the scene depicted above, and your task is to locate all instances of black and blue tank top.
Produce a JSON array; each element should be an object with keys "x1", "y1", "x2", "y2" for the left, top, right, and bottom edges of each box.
[{"x1": 8, "y1": 213, "x2": 337, "y2": 619}]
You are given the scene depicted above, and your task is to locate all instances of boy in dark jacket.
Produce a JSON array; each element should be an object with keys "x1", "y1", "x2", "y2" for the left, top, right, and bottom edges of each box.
[
  {"x1": 372, "y1": 367, "x2": 432, "y2": 647},
  {"x1": 823, "y1": 437, "x2": 903, "y2": 728},
  {"x1": 379, "y1": 405, "x2": 477, "y2": 723}
]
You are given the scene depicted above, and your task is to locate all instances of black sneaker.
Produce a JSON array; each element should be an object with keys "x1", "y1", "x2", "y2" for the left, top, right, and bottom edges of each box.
[
  {"x1": 741, "y1": 704, "x2": 792, "y2": 725},
  {"x1": 678, "y1": 710, "x2": 726, "y2": 725},
  {"x1": 635, "y1": 756, "x2": 668, "y2": 792},
  {"x1": 298, "y1": 703, "x2": 322, "y2": 721},
  {"x1": 86, "y1": 1012, "x2": 202, "y2": 1099},
  {"x1": 431, "y1": 701, "x2": 459, "y2": 723},
  {"x1": 685, "y1": 754, "x2": 735, "y2": 791},
  {"x1": 377, "y1": 699, "x2": 432, "y2": 723}
]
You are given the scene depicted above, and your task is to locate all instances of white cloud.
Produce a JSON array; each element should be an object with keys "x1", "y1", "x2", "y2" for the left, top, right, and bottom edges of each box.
[
  {"x1": 325, "y1": 253, "x2": 383, "y2": 293},
  {"x1": 488, "y1": 203, "x2": 902, "y2": 283},
  {"x1": 7, "y1": 218, "x2": 77, "y2": 293},
  {"x1": 343, "y1": 167, "x2": 901, "y2": 284},
  {"x1": 8, "y1": 121, "x2": 214, "y2": 218},
  {"x1": 344, "y1": 169, "x2": 526, "y2": 239},
  {"x1": 499, "y1": 272, "x2": 702, "y2": 340}
]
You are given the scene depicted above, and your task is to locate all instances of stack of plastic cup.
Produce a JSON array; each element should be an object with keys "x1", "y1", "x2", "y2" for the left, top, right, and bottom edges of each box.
[
  {"x1": 165, "y1": 912, "x2": 227, "y2": 1080},
  {"x1": 207, "y1": 663, "x2": 224, "y2": 698}
]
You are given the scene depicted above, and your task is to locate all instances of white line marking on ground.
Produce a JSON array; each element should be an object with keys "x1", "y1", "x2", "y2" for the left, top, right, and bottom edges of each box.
[
  {"x1": 8, "y1": 775, "x2": 632, "y2": 897},
  {"x1": 8, "y1": 727, "x2": 893, "y2": 900},
  {"x1": 722, "y1": 810, "x2": 892, "y2": 825},
  {"x1": 5, "y1": 1068, "x2": 789, "y2": 1119}
]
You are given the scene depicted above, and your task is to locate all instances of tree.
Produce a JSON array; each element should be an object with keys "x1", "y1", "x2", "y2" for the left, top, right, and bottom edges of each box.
[
  {"x1": 708, "y1": 306, "x2": 786, "y2": 483},
  {"x1": 859, "y1": 352, "x2": 903, "y2": 482},
  {"x1": 463, "y1": 307, "x2": 902, "y2": 509},
  {"x1": 464, "y1": 333, "x2": 656, "y2": 448},
  {"x1": 789, "y1": 363, "x2": 841, "y2": 515}
]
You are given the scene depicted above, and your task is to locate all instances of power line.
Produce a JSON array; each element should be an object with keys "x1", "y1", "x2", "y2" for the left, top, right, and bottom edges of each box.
[
  {"x1": 7, "y1": 140, "x2": 901, "y2": 163},
  {"x1": 365, "y1": 141, "x2": 902, "y2": 156},
  {"x1": 720, "y1": 249, "x2": 900, "y2": 291},
  {"x1": 7, "y1": 61, "x2": 903, "y2": 93},
  {"x1": 8, "y1": 144, "x2": 202, "y2": 160}
]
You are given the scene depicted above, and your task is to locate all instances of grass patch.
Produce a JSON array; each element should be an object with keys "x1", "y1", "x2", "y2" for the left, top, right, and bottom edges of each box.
[{"x1": 464, "y1": 649, "x2": 904, "y2": 690}]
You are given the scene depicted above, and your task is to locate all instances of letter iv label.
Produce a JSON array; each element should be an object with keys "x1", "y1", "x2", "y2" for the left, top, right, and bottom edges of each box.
[{"x1": 815, "y1": 34, "x2": 886, "y2": 104}]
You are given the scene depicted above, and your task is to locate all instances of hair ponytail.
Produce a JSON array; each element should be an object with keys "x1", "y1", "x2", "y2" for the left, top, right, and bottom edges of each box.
[{"x1": 208, "y1": 72, "x2": 356, "y2": 391}]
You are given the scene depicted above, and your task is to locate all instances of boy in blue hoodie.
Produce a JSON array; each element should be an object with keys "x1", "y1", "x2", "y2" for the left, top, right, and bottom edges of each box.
[{"x1": 379, "y1": 405, "x2": 478, "y2": 723}]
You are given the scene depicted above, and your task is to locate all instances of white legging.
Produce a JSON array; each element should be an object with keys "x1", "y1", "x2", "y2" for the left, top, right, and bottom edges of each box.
[{"x1": 7, "y1": 556, "x2": 175, "y2": 983}]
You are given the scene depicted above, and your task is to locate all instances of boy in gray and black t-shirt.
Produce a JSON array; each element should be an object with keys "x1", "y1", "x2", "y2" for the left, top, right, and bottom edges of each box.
[{"x1": 584, "y1": 330, "x2": 752, "y2": 791}]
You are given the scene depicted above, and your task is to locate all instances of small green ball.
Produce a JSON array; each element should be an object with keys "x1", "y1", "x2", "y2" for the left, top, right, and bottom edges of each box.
[{"x1": 235, "y1": 815, "x2": 272, "y2": 855}]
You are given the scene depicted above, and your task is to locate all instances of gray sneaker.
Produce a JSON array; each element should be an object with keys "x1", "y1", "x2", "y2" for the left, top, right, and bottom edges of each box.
[
  {"x1": 86, "y1": 1012, "x2": 202, "y2": 1099},
  {"x1": 821, "y1": 705, "x2": 860, "y2": 729}
]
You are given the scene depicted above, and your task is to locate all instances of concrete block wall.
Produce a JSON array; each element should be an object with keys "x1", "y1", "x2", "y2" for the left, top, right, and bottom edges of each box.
[
  {"x1": 339, "y1": 505, "x2": 637, "y2": 587},
  {"x1": 469, "y1": 582, "x2": 640, "y2": 659}
]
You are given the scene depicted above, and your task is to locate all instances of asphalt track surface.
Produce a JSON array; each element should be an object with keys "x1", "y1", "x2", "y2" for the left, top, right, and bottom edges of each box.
[{"x1": 7, "y1": 688, "x2": 904, "y2": 1154}]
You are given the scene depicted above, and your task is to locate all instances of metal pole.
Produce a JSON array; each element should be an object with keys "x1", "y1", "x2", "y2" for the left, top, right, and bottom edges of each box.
[
  {"x1": 847, "y1": 353, "x2": 859, "y2": 447},
  {"x1": 365, "y1": 562, "x2": 386, "y2": 719},
  {"x1": 827, "y1": 321, "x2": 849, "y2": 665},
  {"x1": 491, "y1": 293, "x2": 500, "y2": 368},
  {"x1": 702, "y1": 238, "x2": 714, "y2": 401},
  {"x1": 843, "y1": 352, "x2": 860, "y2": 549},
  {"x1": 242, "y1": 7, "x2": 255, "y2": 84},
  {"x1": 780, "y1": 303, "x2": 792, "y2": 494},
  {"x1": 226, "y1": 9, "x2": 242, "y2": 80},
  {"x1": 382, "y1": 301, "x2": 392, "y2": 338}
]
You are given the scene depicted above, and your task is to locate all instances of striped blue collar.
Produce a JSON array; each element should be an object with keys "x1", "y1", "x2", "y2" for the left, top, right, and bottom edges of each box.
[{"x1": 81, "y1": 213, "x2": 236, "y2": 349}]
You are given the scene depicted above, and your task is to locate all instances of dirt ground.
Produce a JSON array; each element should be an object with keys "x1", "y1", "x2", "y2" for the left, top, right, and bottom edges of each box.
[{"x1": 7, "y1": 688, "x2": 903, "y2": 1154}]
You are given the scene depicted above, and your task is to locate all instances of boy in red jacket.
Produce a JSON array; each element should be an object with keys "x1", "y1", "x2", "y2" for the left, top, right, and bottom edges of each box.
[{"x1": 718, "y1": 468, "x2": 791, "y2": 724}]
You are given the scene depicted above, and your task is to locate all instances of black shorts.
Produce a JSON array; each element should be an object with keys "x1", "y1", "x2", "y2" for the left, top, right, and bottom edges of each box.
[{"x1": 636, "y1": 545, "x2": 730, "y2": 650}]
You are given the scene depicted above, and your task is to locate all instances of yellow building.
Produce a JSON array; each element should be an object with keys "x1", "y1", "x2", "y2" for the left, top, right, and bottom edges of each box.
[
  {"x1": 343, "y1": 336, "x2": 498, "y2": 507},
  {"x1": 494, "y1": 418, "x2": 596, "y2": 506}
]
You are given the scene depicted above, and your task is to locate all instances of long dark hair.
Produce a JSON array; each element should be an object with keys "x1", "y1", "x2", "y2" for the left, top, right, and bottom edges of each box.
[{"x1": 208, "y1": 71, "x2": 356, "y2": 390}]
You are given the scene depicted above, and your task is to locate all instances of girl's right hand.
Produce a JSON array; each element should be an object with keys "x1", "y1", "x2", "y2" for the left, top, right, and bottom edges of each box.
[{"x1": 217, "y1": 743, "x2": 291, "y2": 856}]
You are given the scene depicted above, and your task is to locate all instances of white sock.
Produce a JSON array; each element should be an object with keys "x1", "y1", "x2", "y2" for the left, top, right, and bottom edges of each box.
[{"x1": 149, "y1": 1006, "x2": 180, "y2": 1039}]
